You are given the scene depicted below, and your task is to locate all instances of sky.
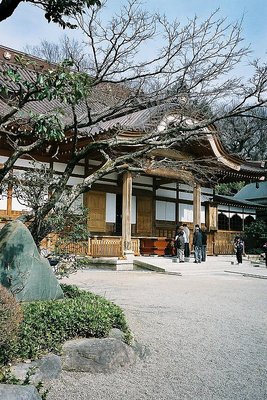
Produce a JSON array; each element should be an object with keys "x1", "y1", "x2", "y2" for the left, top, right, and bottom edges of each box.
[{"x1": 0, "y1": 0, "x2": 266, "y2": 65}]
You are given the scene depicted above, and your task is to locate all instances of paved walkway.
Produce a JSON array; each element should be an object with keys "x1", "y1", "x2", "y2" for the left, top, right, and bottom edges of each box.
[{"x1": 134, "y1": 255, "x2": 267, "y2": 278}]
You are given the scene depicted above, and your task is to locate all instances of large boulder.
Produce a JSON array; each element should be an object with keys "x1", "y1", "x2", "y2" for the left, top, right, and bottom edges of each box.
[
  {"x1": 0, "y1": 384, "x2": 42, "y2": 400},
  {"x1": 61, "y1": 338, "x2": 137, "y2": 373},
  {"x1": 11, "y1": 354, "x2": 62, "y2": 383},
  {"x1": 0, "y1": 220, "x2": 63, "y2": 301}
]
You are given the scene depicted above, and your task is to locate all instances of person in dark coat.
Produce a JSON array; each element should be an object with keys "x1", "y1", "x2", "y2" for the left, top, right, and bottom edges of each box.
[
  {"x1": 234, "y1": 236, "x2": 244, "y2": 264},
  {"x1": 201, "y1": 226, "x2": 207, "y2": 262},
  {"x1": 193, "y1": 224, "x2": 202, "y2": 263},
  {"x1": 263, "y1": 242, "x2": 267, "y2": 267}
]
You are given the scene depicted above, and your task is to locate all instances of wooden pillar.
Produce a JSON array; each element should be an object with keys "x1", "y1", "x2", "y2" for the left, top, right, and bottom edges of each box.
[
  {"x1": 122, "y1": 171, "x2": 132, "y2": 252},
  {"x1": 7, "y1": 184, "x2": 12, "y2": 216},
  {"x1": 193, "y1": 183, "x2": 201, "y2": 226}
]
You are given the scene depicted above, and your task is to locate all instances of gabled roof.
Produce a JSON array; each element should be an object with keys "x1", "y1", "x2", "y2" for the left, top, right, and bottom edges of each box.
[
  {"x1": 1, "y1": 45, "x2": 267, "y2": 183},
  {"x1": 234, "y1": 182, "x2": 267, "y2": 204},
  {"x1": 213, "y1": 194, "x2": 267, "y2": 209}
]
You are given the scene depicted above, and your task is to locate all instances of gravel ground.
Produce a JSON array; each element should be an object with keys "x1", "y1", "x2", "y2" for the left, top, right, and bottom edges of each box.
[{"x1": 46, "y1": 269, "x2": 267, "y2": 400}]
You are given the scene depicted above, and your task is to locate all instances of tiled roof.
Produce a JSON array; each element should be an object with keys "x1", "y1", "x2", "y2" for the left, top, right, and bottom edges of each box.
[
  {"x1": 234, "y1": 182, "x2": 267, "y2": 203},
  {"x1": 0, "y1": 45, "x2": 267, "y2": 180},
  {"x1": 214, "y1": 194, "x2": 267, "y2": 209}
]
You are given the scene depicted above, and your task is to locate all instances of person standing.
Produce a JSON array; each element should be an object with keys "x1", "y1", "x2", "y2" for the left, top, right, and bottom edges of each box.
[
  {"x1": 263, "y1": 242, "x2": 267, "y2": 267},
  {"x1": 234, "y1": 236, "x2": 244, "y2": 265},
  {"x1": 175, "y1": 228, "x2": 185, "y2": 262},
  {"x1": 201, "y1": 226, "x2": 207, "y2": 262},
  {"x1": 193, "y1": 224, "x2": 202, "y2": 263},
  {"x1": 182, "y1": 223, "x2": 190, "y2": 260}
]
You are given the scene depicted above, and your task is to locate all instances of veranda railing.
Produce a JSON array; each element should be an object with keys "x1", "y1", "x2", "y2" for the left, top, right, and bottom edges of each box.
[{"x1": 53, "y1": 237, "x2": 140, "y2": 258}]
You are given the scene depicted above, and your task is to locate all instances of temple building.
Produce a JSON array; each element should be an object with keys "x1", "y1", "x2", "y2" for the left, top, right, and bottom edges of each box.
[{"x1": 0, "y1": 45, "x2": 266, "y2": 258}]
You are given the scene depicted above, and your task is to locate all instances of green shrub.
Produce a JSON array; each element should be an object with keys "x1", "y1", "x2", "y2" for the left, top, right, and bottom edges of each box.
[
  {"x1": 0, "y1": 284, "x2": 131, "y2": 364},
  {"x1": 244, "y1": 220, "x2": 267, "y2": 252}
]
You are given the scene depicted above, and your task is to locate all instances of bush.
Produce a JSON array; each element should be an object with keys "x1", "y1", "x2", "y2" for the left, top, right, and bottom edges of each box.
[
  {"x1": 0, "y1": 285, "x2": 23, "y2": 350},
  {"x1": 0, "y1": 284, "x2": 131, "y2": 364},
  {"x1": 244, "y1": 220, "x2": 267, "y2": 252}
]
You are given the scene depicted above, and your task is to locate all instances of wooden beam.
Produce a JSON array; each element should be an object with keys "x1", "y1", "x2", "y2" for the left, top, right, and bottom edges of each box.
[{"x1": 145, "y1": 167, "x2": 194, "y2": 183}]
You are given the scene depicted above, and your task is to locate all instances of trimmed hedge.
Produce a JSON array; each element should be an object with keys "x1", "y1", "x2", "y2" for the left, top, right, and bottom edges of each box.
[{"x1": 0, "y1": 284, "x2": 131, "y2": 365}]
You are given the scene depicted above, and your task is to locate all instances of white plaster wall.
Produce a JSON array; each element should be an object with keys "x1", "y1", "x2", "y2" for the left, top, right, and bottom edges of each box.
[
  {"x1": 104, "y1": 173, "x2": 118, "y2": 180},
  {"x1": 0, "y1": 156, "x2": 8, "y2": 163},
  {"x1": 88, "y1": 160, "x2": 101, "y2": 166},
  {"x1": 179, "y1": 184, "x2": 192, "y2": 192},
  {"x1": 11, "y1": 196, "x2": 30, "y2": 211},
  {"x1": 132, "y1": 195, "x2": 136, "y2": 224},
  {"x1": 201, "y1": 205, "x2": 205, "y2": 223},
  {"x1": 0, "y1": 196, "x2": 7, "y2": 210},
  {"x1": 67, "y1": 176, "x2": 84, "y2": 185},
  {"x1": 14, "y1": 159, "x2": 49, "y2": 169},
  {"x1": 156, "y1": 200, "x2": 175, "y2": 221},
  {"x1": 229, "y1": 212, "x2": 243, "y2": 218},
  {"x1": 156, "y1": 188, "x2": 176, "y2": 199},
  {"x1": 179, "y1": 203, "x2": 193, "y2": 222},
  {"x1": 160, "y1": 182, "x2": 176, "y2": 189},
  {"x1": 53, "y1": 162, "x2": 67, "y2": 172},
  {"x1": 201, "y1": 194, "x2": 213, "y2": 202},
  {"x1": 179, "y1": 192, "x2": 193, "y2": 201},
  {"x1": 202, "y1": 187, "x2": 213, "y2": 195},
  {"x1": 133, "y1": 176, "x2": 153, "y2": 185},
  {"x1": 106, "y1": 193, "x2": 116, "y2": 223},
  {"x1": 72, "y1": 165, "x2": 85, "y2": 176}
]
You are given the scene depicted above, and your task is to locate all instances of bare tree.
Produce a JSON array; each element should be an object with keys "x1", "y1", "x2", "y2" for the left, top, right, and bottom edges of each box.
[
  {"x1": 217, "y1": 107, "x2": 267, "y2": 160},
  {"x1": 1, "y1": 0, "x2": 267, "y2": 243},
  {"x1": 24, "y1": 36, "x2": 90, "y2": 71}
]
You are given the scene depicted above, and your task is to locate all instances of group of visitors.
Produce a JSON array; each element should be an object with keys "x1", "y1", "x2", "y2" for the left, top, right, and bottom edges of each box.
[
  {"x1": 174, "y1": 225, "x2": 267, "y2": 266},
  {"x1": 174, "y1": 224, "x2": 207, "y2": 263}
]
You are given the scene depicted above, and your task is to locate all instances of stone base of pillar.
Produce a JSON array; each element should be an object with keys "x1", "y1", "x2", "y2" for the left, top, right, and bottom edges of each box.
[
  {"x1": 116, "y1": 250, "x2": 135, "y2": 271},
  {"x1": 123, "y1": 250, "x2": 135, "y2": 260}
]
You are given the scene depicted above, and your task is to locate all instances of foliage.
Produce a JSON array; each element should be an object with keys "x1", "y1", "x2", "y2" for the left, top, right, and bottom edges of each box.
[
  {"x1": 0, "y1": 284, "x2": 131, "y2": 365},
  {"x1": 0, "y1": 0, "x2": 101, "y2": 28},
  {"x1": 50, "y1": 254, "x2": 81, "y2": 279},
  {"x1": 215, "y1": 181, "x2": 245, "y2": 195},
  {"x1": 0, "y1": 284, "x2": 23, "y2": 348},
  {"x1": 6, "y1": 162, "x2": 89, "y2": 246},
  {"x1": 244, "y1": 220, "x2": 267, "y2": 251},
  {"x1": 0, "y1": 366, "x2": 49, "y2": 400}
]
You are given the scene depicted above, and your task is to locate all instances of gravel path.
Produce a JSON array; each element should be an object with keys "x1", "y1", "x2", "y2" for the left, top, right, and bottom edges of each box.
[{"x1": 47, "y1": 269, "x2": 267, "y2": 400}]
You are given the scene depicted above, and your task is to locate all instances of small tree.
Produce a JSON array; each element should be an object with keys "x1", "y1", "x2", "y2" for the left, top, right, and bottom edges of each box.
[
  {"x1": 244, "y1": 220, "x2": 267, "y2": 253},
  {"x1": 6, "y1": 163, "x2": 89, "y2": 247}
]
